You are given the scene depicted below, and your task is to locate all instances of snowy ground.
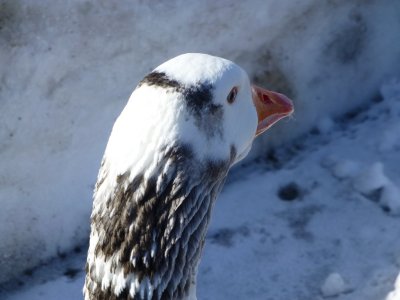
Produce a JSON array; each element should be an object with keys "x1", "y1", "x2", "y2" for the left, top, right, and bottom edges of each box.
[
  {"x1": 2, "y1": 1, "x2": 400, "y2": 285},
  {"x1": 2, "y1": 79, "x2": 400, "y2": 299}
]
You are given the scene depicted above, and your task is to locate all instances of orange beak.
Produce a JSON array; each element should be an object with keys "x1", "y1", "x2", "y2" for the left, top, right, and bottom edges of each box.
[{"x1": 252, "y1": 85, "x2": 294, "y2": 137}]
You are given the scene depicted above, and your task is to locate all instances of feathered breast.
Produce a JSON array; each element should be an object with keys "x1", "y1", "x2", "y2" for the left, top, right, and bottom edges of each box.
[{"x1": 84, "y1": 144, "x2": 230, "y2": 300}]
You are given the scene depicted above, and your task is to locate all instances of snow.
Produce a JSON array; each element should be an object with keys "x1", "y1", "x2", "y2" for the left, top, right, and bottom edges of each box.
[
  {"x1": 2, "y1": 77, "x2": 400, "y2": 299},
  {"x1": 328, "y1": 159, "x2": 361, "y2": 180},
  {"x1": 4, "y1": 276, "x2": 83, "y2": 300},
  {"x1": 316, "y1": 117, "x2": 335, "y2": 135},
  {"x1": 1, "y1": 0, "x2": 400, "y2": 299},
  {"x1": 2, "y1": 1, "x2": 400, "y2": 281},
  {"x1": 320, "y1": 273, "x2": 349, "y2": 298},
  {"x1": 326, "y1": 160, "x2": 400, "y2": 216},
  {"x1": 387, "y1": 274, "x2": 400, "y2": 300},
  {"x1": 381, "y1": 184, "x2": 400, "y2": 217},
  {"x1": 352, "y1": 162, "x2": 389, "y2": 194}
]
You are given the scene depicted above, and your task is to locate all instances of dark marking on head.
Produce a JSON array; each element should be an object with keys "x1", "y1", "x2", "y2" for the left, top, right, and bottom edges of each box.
[
  {"x1": 183, "y1": 83, "x2": 224, "y2": 139},
  {"x1": 139, "y1": 71, "x2": 182, "y2": 91},
  {"x1": 139, "y1": 71, "x2": 224, "y2": 140},
  {"x1": 183, "y1": 83, "x2": 213, "y2": 117}
]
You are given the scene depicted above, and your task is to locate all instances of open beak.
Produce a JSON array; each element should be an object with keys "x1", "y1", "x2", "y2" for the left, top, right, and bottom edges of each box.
[{"x1": 252, "y1": 85, "x2": 294, "y2": 137}]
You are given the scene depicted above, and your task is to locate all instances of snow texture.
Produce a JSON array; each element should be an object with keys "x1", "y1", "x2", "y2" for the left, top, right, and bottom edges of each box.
[
  {"x1": 1, "y1": 0, "x2": 400, "y2": 297},
  {"x1": 321, "y1": 273, "x2": 349, "y2": 298},
  {"x1": 2, "y1": 77, "x2": 400, "y2": 299},
  {"x1": 387, "y1": 274, "x2": 400, "y2": 300}
]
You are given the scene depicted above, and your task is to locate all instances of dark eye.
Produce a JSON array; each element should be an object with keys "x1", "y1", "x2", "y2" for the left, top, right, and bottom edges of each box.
[{"x1": 227, "y1": 87, "x2": 238, "y2": 104}]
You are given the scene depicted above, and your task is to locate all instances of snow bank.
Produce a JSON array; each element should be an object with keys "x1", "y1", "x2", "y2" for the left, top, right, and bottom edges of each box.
[
  {"x1": 320, "y1": 273, "x2": 350, "y2": 298},
  {"x1": 3, "y1": 68, "x2": 400, "y2": 300},
  {"x1": 1, "y1": 0, "x2": 400, "y2": 283},
  {"x1": 387, "y1": 274, "x2": 400, "y2": 300}
]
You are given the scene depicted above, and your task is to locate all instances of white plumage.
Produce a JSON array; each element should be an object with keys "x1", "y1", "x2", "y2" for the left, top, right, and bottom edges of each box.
[{"x1": 84, "y1": 53, "x2": 293, "y2": 300}]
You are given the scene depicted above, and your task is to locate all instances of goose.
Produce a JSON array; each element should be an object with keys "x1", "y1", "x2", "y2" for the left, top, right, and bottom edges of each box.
[{"x1": 84, "y1": 53, "x2": 294, "y2": 300}]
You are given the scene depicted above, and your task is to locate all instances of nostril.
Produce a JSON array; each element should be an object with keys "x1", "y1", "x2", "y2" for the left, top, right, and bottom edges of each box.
[{"x1": 262, "y1": 93, "x2": 274, "y2": 105}]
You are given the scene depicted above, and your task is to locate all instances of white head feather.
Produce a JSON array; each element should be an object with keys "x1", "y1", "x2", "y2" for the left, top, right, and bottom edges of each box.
[{"x1": 105, "y1": 53, "x2": 257, "y2": 177}]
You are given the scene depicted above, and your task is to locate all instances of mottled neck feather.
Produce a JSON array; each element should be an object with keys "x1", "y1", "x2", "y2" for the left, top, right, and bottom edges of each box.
[{"x1": 85, "y1": 144, "x2": 230, "y2": 300}]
